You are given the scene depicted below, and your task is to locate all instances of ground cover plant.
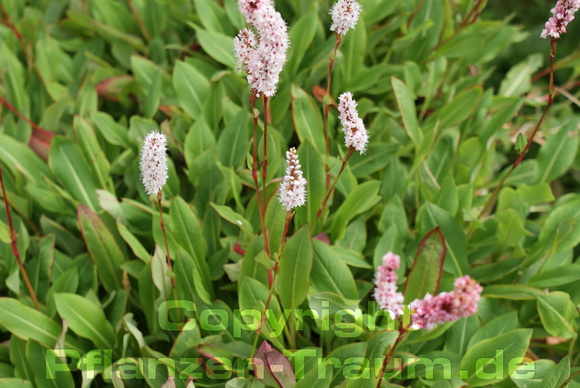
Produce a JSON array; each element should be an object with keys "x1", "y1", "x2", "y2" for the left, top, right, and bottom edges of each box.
[{"x1": 0, "y1": 0, "x2": 580, "y2": 387}]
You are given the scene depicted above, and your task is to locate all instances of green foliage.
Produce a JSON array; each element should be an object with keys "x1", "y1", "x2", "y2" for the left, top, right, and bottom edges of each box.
[{"x1": 0, "y1": 0, "x2": 579, "y2": 387}]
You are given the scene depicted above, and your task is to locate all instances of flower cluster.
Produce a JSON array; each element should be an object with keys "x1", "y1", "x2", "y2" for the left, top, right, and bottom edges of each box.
[
  {"x1": 373, "y1": 252, "x2": 405, "y2": 319},
  {"x1": 234, "y1": 0, "x2": 289, "y2": 97},
  {"x1": 330, "y1": 0, "x2": 362, "y2": 36},
  {"x1": 409, "y1": 275, "x2": 483, "y2": 330},
  {"x1": 139, "y1": 131, "x2": 168, "y2": 195},
  {"x1": 541, "y1": 0, "x2": 580, "y2": 39},
  {"x1": 338, "y1": 92, "x2": 369, "y2": 153},
  {"x1": 278, "y1": 148, "x2": 307, "y2": 211},
  {"x1": 373, "y1": 252, "x2": 483, "y2": 330}
]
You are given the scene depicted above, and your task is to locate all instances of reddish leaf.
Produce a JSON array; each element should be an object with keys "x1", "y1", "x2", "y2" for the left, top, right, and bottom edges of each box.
[
  {"x1": 252, "y1": 341, "x2": 296, "y2": 388},
  {"x1": 404, "y1": 227, "x2": 446, "y2": 303}
]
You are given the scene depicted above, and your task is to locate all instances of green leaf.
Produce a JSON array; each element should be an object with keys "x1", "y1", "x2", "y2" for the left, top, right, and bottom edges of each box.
[
  {"x1": 294, "y1": 139, "x2": 325, "y2": 229},
  {"x1": 460, "y1": 329, "x2": 532, "y2": 387},
  {"x1": 49, "y1": 136, "x2": 100, "y2": 211},
  {"x1": 276, "y1": 226, "x2": 313, "y2": 309},
  {"x1": 0, "y1": 298, "x2": 61, "y2": 348},
  {"x1": 192, "y1": 27, "x2": 236, "y2": 68},
  {"x1": 537, "y1": 291, "x2": 579, "y2": 339},
  {"x1": 499, "y1": 53, "x2": 543, "y2": 97},
  {"x1": 193, "y1": 0, "x2": 233, "y2": 35},
  {"x1": 78, "y1": 205, "x2": 125, "y2": 292},
  {"x1": 467, "y1": 312, "x2": 518, "y2": 348},
  {"x1": 540, "y1": 356, "x2": 570, "y2": 388},
  {"x1": 73, "y1": 116, "x2": 113, "y2": 192},
  {"x1": 329, "y1": 180, "x2": 381, "y2": 240},
  {"x1": 26, "y1": 340, "x2": 75, "y2": 388},
  {"x1": 341, "y1": 18, "x2": 367, "y2": 86},
  {"x1": 527, "y1": 264, "x2": 580, "y2": 288},
  {"x1": 311, "y1": 240, "x2": 358, "y2": 300},
  {"x1": 535, "y1": 121, "x2": 579, "y2": 184},
  {"x1": 54, "y1": 293, "x2": 116, "y2": 350},
  {"x1": 217, "y1": 110, "x2": 249, "y2": 168},
  {"x1": 286, "y1": 10, "x2": 319, "y2": 77},
  {"x1": 417, "y1": 203, "x2": 468, "y2": 276},
  {"x1": 482, "y1": 284, "x2": 543, "y2": 300},
  {"x1": 436, "y1": 86, "x2": 483, "y2": 129},
  {"x1": 169, "y1": 197, "x2": 214, "y2": 302},
  {"x1": 0, "y1": 379, "x2": 34, "y2": 388},
  {"x1": 210, "y1": 203, "x2": 254, "y2": 236},
  {"x1": 0, "y1": 134, "x2": 52, "y2": 183},
  {"x1": 291, "y1": 85, "x2": 325, "y2": 154},
  {"x1": 173, "y1": 60, "x2": 210, "y2": 118},
  {"x1": 391, "y1": 76, "x2": 423, "y2": 146},
  {"x1": 404, "y1": 227, "x2": 446, "y2": 303},
  {"x1": 537, "y1": 194, "x2": 580, "y2": 254},
  {"x1": 117, "y1": 221, "x2": 151, "y2": 263}
]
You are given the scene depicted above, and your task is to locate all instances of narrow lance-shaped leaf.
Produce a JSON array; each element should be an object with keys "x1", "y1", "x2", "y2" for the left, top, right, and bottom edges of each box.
[
  {"x1": 404, "y1": 227, "x2": 446, "y2": 303},
  {"x1": 78, "y1": 205, "x2": 125, "y2": 292},
  {"x1": 275, "y1": 225, "x2": 313, "y2": 309}
]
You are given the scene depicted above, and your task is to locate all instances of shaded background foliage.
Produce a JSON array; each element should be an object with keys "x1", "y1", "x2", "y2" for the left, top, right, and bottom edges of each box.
[{"x1": 0, "y1": 0, "x2": 579, "y2": 387}]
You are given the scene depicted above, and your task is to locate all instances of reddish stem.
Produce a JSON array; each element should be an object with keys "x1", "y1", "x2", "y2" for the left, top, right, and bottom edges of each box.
[
  {"x1": 324, "y1": 36, "x2": 342, "y2": 188},
  {"x1": 0, "y1": 167, "x2": 40, "y2": 310},
  {"x1": 479, "y1": 39, "x2": 557, "y2": 218},
  {"x1": 376, "y1": 325, "x2": 408, "y2": 388},
  {"x1": 318, "y1": 148, "x2": 354, "y2": 218},
  {"x1": 250, "y1": 96, "x2": 272, "y2": 284},
  {"x1": 0, "y1": 97, "x2": 52, "y2": 136}
]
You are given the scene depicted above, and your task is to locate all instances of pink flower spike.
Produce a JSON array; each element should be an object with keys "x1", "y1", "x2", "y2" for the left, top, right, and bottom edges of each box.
[
  {"x1": 373, "y1": 252, "x2": 404, "y2": 319},
  {"x1": 139, "y1": 131, "x2": 168, "y2": 195},
  {"x1": 330, "y1": 0, "x2": 362, "y2": 36},
  {"x1": 278, "y1": 148, "x2": 307, "y2": 211},
  {"x1": 338, "y1": 92, "x2": 369, "y2": 154},
  {"x1": 541, "y1": 0, "x2": 580, "y2": 39},
  {"x1": 409, "y1": 275, "x2": 483, "y2": 330}
]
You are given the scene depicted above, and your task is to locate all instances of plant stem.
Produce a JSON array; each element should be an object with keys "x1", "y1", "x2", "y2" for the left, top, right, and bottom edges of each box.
[
  {"x1": 376, "y1": 325, "x2": 407, "y2": 388},
  {"x1": 324, "y1": 36, "x2": 342, "y2": 188},
  {"x1": 0, "y1": 167, "x2": 40, "y2": 311},
  {"x1": 478, "y1": 39, "x2": 557, "y2": 219},
  {"x1": 262, "y1": 96, "x2": 270, "y2": 211},
  {"x1": 250, "y1": 97, "x2": 272, "y2": 283},
  {"x1": 158, "y1": 191, "x2": 175, "y2": 288},
  {"x1": 317, "y1": 148, "x2": 354, "y2": 219},
  {"x1": 560, "y1": 370, "x2": 580, "y2": 388},
  {"x1": 0, "y1": 97, "x2": 52, "y2": 136}
]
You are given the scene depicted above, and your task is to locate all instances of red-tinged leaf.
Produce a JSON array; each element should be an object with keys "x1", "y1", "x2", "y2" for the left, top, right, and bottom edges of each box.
[
  {"x1": 404, "y1": 227, "x2": 446, "y2": 303},
  {"x1": 253, "y1": 341, "x2": 296, "y2": 388},
  {"x1": 95, "y1": 75, "x2": 134, "y2": 102},
  {"x1": 28, "y1": 129, "x2": 54, "y2": 161},
  {"x1": 161, "y1": 376, "x2": 176, "y2": 388}
]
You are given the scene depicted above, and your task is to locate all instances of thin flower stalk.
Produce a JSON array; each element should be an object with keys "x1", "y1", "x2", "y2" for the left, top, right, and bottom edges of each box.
[
  {"x1": 479, "y1": 2, "x2": 570, "y2": 218},
  {"x1": 140, "y1": 131, "x2": 174, "y2": 287},
  {"x1": 323, "y1": 0, "x2": 362, "y2": 187}
]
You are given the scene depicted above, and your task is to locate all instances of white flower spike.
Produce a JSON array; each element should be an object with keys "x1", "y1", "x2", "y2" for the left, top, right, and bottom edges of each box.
[
  {"x1": 139, "y1": 131, "x2": 168, "y2": 195},
  {"x1": 330, "y1": 0, "x2": 362, "y2": 36},
  {"x1": 338, "y1": 92, "x2": 369, "y2": 154},
  {"x1": 278, "y1": 147, "x2": 307, "y2": 211}
]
